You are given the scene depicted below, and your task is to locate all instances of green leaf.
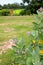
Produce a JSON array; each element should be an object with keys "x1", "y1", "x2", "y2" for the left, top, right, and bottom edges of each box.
[
  {"x1": 32, "y1": 30, "x2": 38, "y2": 38},
  {"x1": 28, "y1": 44, "x2": 33, "y2": 55},
  {"x1": 12, "y1": 46, "x2": 19, "y2": 52},
  {"x1": 17, "y1": 37, "x2": 25, "y2": 50},
  {"x1": 34, "y1": 14, "x2": 41, "y2": 24},
  {"x1": 33, "y1": 61, "x2": 41, "y2": 65},
  {"x1": 26, "y1": 57, "x2": 32, "y2": 65},
  {"x1": 33, "y1": 22, "x2": 39, "y2": 30}
]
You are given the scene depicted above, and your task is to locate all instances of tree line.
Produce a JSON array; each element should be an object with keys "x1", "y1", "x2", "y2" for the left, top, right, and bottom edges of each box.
[
  {"x1": 0, "y1": 3, "x2": 25, "y2": 10},
  {"x1": 0, "y1": 0, "x2": 43, "y2": 15}
]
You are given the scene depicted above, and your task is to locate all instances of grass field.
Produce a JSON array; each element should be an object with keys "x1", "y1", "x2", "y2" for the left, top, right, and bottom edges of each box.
[
  {"x1": 0, "y1": 16, "x2": 35, "y2": 65},
  {"x1": 0, "y1": 16, "x2": 34, "y2": 42},
  {"x1": 0, "y1": 15, "x2": 35, "y2": 49},
  {"x1": 0, "y1": 16, "x2": 35, "y2": 50}
]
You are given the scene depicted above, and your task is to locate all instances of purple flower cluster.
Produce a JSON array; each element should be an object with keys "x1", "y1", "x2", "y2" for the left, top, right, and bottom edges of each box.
[
  {"x1": 38, "y1": 7, "x2": 43, "y2": 12},
  {"x1": 26, "y1": 31, "x2": 31, "y2": 36}
]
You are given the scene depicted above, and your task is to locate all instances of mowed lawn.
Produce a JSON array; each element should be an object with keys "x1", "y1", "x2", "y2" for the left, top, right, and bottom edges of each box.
[{"x1": 0, "y1": 16, "x2": 35, "y2": 46}]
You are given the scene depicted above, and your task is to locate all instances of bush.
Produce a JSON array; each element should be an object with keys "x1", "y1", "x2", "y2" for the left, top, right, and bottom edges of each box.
[
  {"x1": 0, "y1": 9, "x2": 10, "y2": 16},
  {"x1": 20, "y1": 9, "x2": 31, "y2": 15},
  {"x1": 0, "y1": 10, "x2": 2, "y2": 16},
  {"x1": 13, "y1": 9, "x2": 24, "y2": 16},
  {"x1": 20, "y1": 9, "x2": 26, "y2": 15},
  {"x1": 26, "y1": 10, "x2": 31, "y2": 15}
]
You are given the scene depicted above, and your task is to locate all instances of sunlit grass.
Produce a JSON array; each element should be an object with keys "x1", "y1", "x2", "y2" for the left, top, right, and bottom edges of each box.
[{"x1": 0, "y1": 16, "x2": 34, "y2": 42}]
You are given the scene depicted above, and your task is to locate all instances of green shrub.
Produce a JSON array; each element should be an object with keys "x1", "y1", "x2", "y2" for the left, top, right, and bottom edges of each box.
[
  {"x1": 13, "y1": 9, "x2": 24, "y2": 16},
  {"x1": 26, "y1": 10, "x2": 31, "y2": 15},
  {"x1": 20, "y1": 9, "x2": 31, "y2": 15},
  {"x1": 20, "y1": 9, "x2": 26, "y2": 15},
  {"x1": 0, "y1": 10, "x2": 2, "y2": 16},
  {"x1": 0, "y1": 9, "x2": 10, "y2": 16}
]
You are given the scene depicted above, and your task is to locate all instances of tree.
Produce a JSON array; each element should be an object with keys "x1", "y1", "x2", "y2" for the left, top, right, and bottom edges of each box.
[
  {"x1": 2, "y1": 4, "x2": 8, "y2": 9},
  {"x1": 22, "y1": 0, "x2": 43, "y2": 14},
  {"x1": 2, "y1": 3, "x2": 20, "y2": 9},
  {"x1": 22, "y1": 0, "x2": 43, "y2": 4},
  {"x1": 22, "y1": 0, "x2": 30, "y2": 4},
  {"x1": 0, "y1": 5, "x2": 2, "y2": 10}
]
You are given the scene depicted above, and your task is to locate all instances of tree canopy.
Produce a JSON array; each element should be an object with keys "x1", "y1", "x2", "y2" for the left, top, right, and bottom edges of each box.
[
  {"x1": 22, "y1": 0, "x2": 43, "y2": 4},
  {"x1": 22, "y1": 0, "x2": 43, "y2": 14}
]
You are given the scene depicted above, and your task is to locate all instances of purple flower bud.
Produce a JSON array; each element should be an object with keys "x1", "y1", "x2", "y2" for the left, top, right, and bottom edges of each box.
[
  {"x1": 26, "y1": 31, "x2": 31, "y2": 36},
  {"x1": 38, "y1": 7, "x2": 43, "y2": 12}
]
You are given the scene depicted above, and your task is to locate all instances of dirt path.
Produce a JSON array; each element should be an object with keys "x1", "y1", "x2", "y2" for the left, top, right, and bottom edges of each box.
[{"x1": 0, "y1": 39, "x2": 16, "y2": 54}]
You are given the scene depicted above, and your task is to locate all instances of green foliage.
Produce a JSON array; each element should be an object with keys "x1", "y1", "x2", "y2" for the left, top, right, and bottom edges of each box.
[
  {"x1": 20, "y1": 9, "x2": 26, "y2": 15},
  {"x1": 0, "y1": 3, "x2": 22, "y2": 9},
  {"x1": 0, "y1": 0, "x2": 43, "y2": 15},
  {"x1": 20, "y1": 9, "x2": 31, "y2": 15},
  {"x1": 12, "y1": 37, "x2": 41, "y2": 65},
  {"x1": 22, "y1": 0, "x2": 43, "y2": 14},
  {"x1": 32, "y1": 10, "x2": 43, "y2": 62},
  {"x1": 13, "y1": 9, "x2": 24, "y2": 16},
  {"x1": 0, "y1": 9, "x2": 10, "y2": 16},
  {"x1": 0, "y1": 49, "x2": 15, "y2": 65},
  {"x1": 26, "y1": 10, "x2": 31, "y2": 15}
]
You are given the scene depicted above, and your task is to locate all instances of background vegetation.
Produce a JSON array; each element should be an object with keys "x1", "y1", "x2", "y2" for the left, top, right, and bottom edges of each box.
[{"x1": 0, "y1": 0, "x2": 43, "y2": 16}]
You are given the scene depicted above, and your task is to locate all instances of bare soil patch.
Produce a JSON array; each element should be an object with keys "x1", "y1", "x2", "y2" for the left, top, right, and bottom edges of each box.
[{"x1": 0, "y1": 39, "x2": 16, "y2": 54}]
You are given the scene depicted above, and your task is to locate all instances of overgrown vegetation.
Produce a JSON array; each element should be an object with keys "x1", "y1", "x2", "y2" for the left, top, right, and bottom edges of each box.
[
  {"x1": 0, "y1": 9, "x2": 10, "y2": 16},
  {"x1": 0, "y1": 0, "x2": 43, "y2": 16}
]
